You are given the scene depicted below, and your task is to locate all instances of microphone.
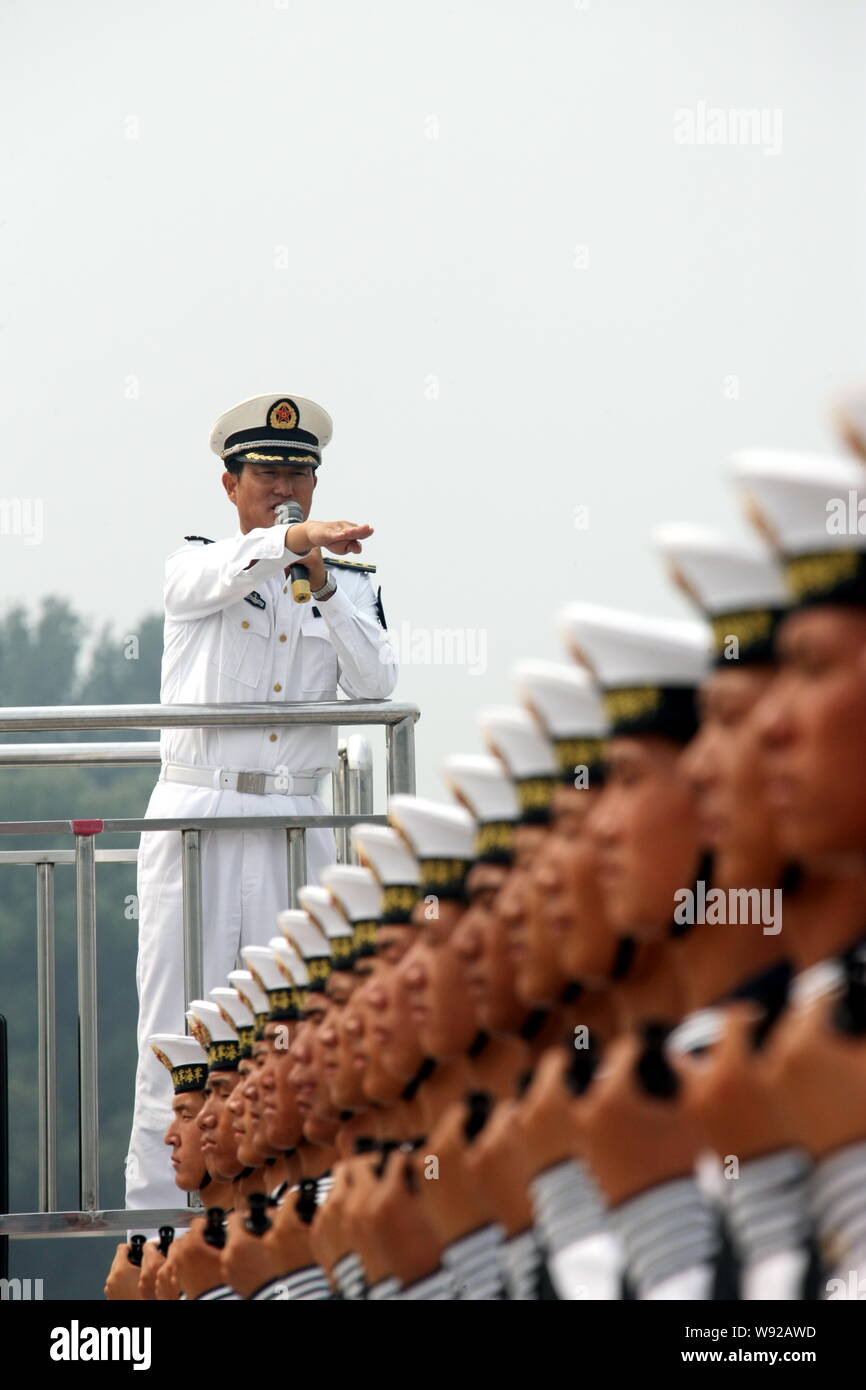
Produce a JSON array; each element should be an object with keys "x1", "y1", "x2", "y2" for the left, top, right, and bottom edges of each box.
[{"x1": 275, "y1": 500, "x2": 311, "y2": 604}]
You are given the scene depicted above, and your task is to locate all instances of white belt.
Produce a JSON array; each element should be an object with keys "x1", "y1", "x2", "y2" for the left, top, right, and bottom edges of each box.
[{"x1": 163, "y1": 764, "x2": 321, "y2": 796}]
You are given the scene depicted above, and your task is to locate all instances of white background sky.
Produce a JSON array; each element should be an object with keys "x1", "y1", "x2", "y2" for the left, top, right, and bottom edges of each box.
[{"x1": 2, "y1": 0, "x2": 865, "y2": 800}]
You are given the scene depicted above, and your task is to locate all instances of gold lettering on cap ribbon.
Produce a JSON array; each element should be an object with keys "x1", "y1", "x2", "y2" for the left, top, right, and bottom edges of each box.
[
  {"x1": 603, "y1": 687, "x2": 662, "y2": 724},
  {"x1": 785, "y1": 551, "x2": 859, "y2": 600}
]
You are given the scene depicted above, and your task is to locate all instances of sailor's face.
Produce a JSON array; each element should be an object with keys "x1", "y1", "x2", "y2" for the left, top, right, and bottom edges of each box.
[
  {"x1": 681, "y1": 666, "x2": 781, "y2": 877},
  {"x1": 222, "y1": 462, "x2": 317, "y2": 534},
  {"x1": 589, "y1": 736, "x2": 701, "y2": 938},
  {"x1": 452, "y1": 862, "x2": 524, "y2": 1031},
  {"x1": 198, "y1": 1072, "x2": 244, "y2": 1182},
  {"x1": 164, "y1": 1090, "x2": 207, "y2": 1192},
  {"x1": 756, "y1": 607, "x2": 866, "y2": 856},
  {"x1": 531, "y1": 787, "x2": 617, "y2": 985}
]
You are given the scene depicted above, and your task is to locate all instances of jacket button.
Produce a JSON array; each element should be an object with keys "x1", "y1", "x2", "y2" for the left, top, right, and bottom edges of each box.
[
  {"x1": 269, "y1": 733, "x2": 278, "y2": 742},
  {"x1": 273, "y1": 683, "x2": 282, "y2": 693},
  {"x1": 279, "y1": 633, "x2": 287, "y2": 643},
  {"x1": 241, "y1": 620, "x2": 250, "y2": 629}
]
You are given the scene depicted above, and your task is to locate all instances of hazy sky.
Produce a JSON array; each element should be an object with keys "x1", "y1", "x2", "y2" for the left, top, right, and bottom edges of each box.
[{"x1": 2, "y1": 0, "x2": 865, "y2": 799}]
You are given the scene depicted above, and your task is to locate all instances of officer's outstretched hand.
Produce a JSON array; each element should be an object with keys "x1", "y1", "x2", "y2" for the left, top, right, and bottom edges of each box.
[
  {"x1": 103, "y1": 1241, "x2": 143, "y2": 1301},
  {"x1": 761, "y1": 991, "x2": 866, "y2": 1157},
  {"x1": 286, "y1": 519, "x2": 373, "y2": 557}
]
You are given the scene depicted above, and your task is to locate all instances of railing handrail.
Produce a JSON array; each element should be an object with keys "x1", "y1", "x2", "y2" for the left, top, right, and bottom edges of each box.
[{"x1": 0, "y1": 700, "x2": 419, "y2": 732}]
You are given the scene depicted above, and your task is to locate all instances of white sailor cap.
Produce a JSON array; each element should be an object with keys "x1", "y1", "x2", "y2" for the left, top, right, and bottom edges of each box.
[
  {"x1": 269, "y1": 935, "x2": 310, "y2": 989},
  {"x1": 185, "y1": 1001, "x2": 241, "y2": 1072},
  {"x1": 477, "y1": 705, "x2": 559, "y2": 823},
  {"x1": 209, "y1": 393, "x2": 333, "y2": 468},
  {"x1": 731, "y1": 449, "x2": 866, "y2": 610},
  {"x1": 388, "y1": 795, "x2": 476, "y2": 900},
  {"x1": 317, "y1": 864, "x2": 383, "y2": 959},
  {"x1": 227, "y1": 969, "x2": 271, "y2": 1037},
  {"x1": 149, "y1": 1033, "x2": 209, "y2": 1094},
  {"x1": 348, "y1": 825, "x2": 420, "y2": 926},
  {"x1": 558, "y1": 602, "x2": 709, "y2": 742},
  {"x1": 209, "y1": 987, "x2": 256, "y2": 1057},
  {"x1": 242, "y1": 946, "x2": 306, "y2": 1022},
  {"x1": 297, "y1": 883, "x2": 356, "y2": 972},
  {"x1": 512, "y1": 659, "x2": 609, "y2": 786},
  {"x1": 653, "y1": 522, "x2": 788, "y2": 666},
  {"x1": 276, "y1": 910, "x2": 331, "y2": 990},
  {"x1": 441, "y1": 754, "x2": 518, "y2": 864}
]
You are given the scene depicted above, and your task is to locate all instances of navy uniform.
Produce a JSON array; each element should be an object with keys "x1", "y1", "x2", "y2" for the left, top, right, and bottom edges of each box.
[{"x1": 127, "y1": 394, "x2": 398, "y2": 1215}]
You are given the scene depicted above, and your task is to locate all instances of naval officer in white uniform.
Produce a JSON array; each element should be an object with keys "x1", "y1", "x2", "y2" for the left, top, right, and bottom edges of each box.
[{"x1": 125, "y1": 393, "x2": 398, "y2": 1212}]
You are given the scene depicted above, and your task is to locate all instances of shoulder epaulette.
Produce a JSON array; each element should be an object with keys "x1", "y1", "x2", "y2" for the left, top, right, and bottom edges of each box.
[
  {"x1": 324, "y1": 556, "x2": 377, "y2": 574},
  {"x1": 184, "y1": 535, "x2": 215, "y2": 545}
]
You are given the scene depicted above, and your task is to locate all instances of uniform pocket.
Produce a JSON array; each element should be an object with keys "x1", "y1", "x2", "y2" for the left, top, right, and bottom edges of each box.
[
  {"x1": 298, "y1": 610, "x2": 338, "y2": 696},
  {"x1": 219, "y1": 602, "x2": 272, "y2": 687}
]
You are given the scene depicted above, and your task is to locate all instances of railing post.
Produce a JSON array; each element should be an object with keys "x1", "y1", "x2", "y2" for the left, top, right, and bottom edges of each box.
[
  {"x1": 386, "y1": 716, "x2": 416, "y2": 798},
  {"x1": 181, "y1": 829, "x2": 204, "y2": 1006},
  {"x1": 35, "y1": 861, "x2": 57, "y2": 1212},
  {"x1": 344, "y1": 735, "x2": 374, "y2": 863},
  {"x1": 287, "y1": 828, "x2": 307, "y2": 907},
  {"x1": 333, "y1": 741, "x2": 349, "y2": 864},
  {"x1": 73, "y1": 820, "x2": 102, "y2": 1214}
]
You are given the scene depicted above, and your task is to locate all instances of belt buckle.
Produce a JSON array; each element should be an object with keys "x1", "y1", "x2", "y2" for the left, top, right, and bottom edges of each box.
[{"x1": 237, "y1": 771, "x2": 268, "y2": 795}]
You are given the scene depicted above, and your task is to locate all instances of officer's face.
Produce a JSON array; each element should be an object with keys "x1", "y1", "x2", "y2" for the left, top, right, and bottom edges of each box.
[
  {"x1": 198, "y1": 1072, "x2": 244, "y2": 1183},
  {"x1": 531, "y1": 787, "x2": 619, "y2": 984},
  {"x1": 453, "y1": 862, "x2": 526, "y2": 1032},
  {"x1": 755, "y1": 607, "x2": 866, "y2": 856},
  {"x1": 681, "y1": 666, "x2": 782, "y2": 882},
  {"x1": 222, "y1": 463, "x2": 317, "y2": 534},
  {"x1": 164, "y1": 1090, "x2": 207, "y2": 1192},
  {"x1": 380, "y1": 940, "x2": 428, "y2": 1080},
  {"x1": 589, "y1": 736, "x2": 701, "y2": 937}
]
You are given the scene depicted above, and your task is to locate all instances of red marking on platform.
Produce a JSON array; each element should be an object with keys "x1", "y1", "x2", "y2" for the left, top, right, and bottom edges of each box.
[{"x1": 71, "y1": 819, "x2": 104, "y2": 836}]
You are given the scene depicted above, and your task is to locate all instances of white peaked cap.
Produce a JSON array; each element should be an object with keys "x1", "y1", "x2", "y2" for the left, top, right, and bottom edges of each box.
[
  {"x1": 269, "y1": 935, "x2": 310, "y2": 987},
  {"x1": 186, "y1": 999, "x2": 237, "y2": 1047},
  {"x1": 318, "y1": 863, "x2": 383, "y2": 920},
  {"x1": 209, "y1": 392, "x2": 332, "y2": 461},
  {"x1": 730, "y1": 449, "x2": 866, "y2": 554},
  {"x1": 349, "y1": 823, "x2": 420, "y2": 886},
  {"x1": 513, "y1": 659, "x2": 608, "y2": 738},
  {"x1": 477, "y1": 706, "x2": 558, "y2": 779},
  {"x1": 653, "y1": 523, "x2": 788, "y2": 613},
  {"x1": 209, "y1": 987, "x2": 254, "y2": 1031},
  {"x1": 277, "y1": 909, "x2": 331, "y2": 959},
  {"x1": 150, "y1": 1033, "x2": 207, "y2": 1071},
  {"x1": 227, "y1": 969, "x2": 269, "y2": 1018},
  {"x1": 298, "y1": 883, "x2": 355, "y2": 939},
  {"x1": 558, "y1": 602, "x2": 710, "y2": 688},
  {"x1": 241, "y1": 946, "x2": 286, "y2": 994},
  {"x1": 441, "y1": 754, "x2": 519, "y2": 822},
  {"x1": 388, "y1": 795, "x2": 476, "y2": 860}
]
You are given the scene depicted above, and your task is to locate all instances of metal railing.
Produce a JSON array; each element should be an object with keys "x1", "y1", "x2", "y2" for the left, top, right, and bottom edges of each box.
[{"x1": 0, "y1": 700, "x2": 419, "y2": 1237}]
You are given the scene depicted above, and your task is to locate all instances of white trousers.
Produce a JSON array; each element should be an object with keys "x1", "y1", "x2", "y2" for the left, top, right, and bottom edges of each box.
[{"x1": 124, "y1": 778, "x2": 336, "y2": 1212}]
